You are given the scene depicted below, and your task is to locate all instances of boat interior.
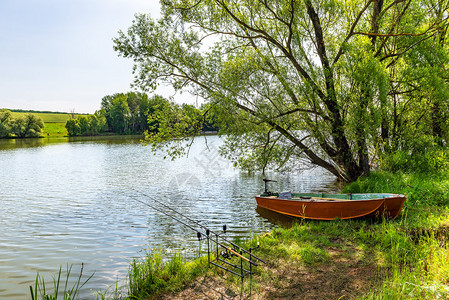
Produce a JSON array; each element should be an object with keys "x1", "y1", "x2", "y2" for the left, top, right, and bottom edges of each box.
[{"x1": 262, "y1": 192, "x2": 398, "y2": 201}]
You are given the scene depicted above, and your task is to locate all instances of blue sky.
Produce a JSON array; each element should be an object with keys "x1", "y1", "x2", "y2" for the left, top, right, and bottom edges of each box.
[{"x1": 0, "y1": 0, "x2": 173, "y2": 113}]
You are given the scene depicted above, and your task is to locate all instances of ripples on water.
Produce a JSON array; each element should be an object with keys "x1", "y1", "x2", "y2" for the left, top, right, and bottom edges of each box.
[{"x1": 0, "y1": 136, "x2": 340, "y2": 298}]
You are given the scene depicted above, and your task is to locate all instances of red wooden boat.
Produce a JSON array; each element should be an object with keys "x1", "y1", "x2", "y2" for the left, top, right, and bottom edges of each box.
[{"x1": 255, "y1": 192, "x2": 406, "y2": 220}]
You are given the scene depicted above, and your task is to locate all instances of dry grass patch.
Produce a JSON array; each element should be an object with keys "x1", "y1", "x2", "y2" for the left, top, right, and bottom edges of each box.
[{"x1": 156, "y1": 239, "x2": 379, "y2": 300}]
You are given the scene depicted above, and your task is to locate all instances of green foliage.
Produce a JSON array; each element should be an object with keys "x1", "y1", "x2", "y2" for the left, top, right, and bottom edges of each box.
[
  {"x1": 3, "y1": 111, "x2": 87, "y2": 138},
  {"x1": 87, "y1": 113, "x2": 107, "y2": 135},
  {"x1": 109, "y1": 94, "x2": 130, "y2": 133},
  {"x1": 344, "y1": 145, "x2": 449, "y2": 206},
  {"x1": 65, "y1": 112, "x2": 107, "y2": 137},
  {"x1": 101, "y1": 92, "x2": 152, "y2": 134},
  {"x1": 127, "y1": 248, "x2": 208, "y2": 299},
  {"x1": 10, "y1": 114, "x2": 44, "y2": 138},
  {"x1": 380, "y1": 148, "x2": 449, "y2": 174},
  {"x1": 29, "y1": 264, "x2": 94, "y2": 300},
  {"x1": 100, "y1": 92, "x2": 211, "y2": 144},
  {"x1": 65, "y1": 119, "x2": 80, "y2": 137},
  {"x1": 344, "y1": 171, "x2": 449, "y2": 207},
  {"x1": 144, "y1": 101, "x2": 204, "y2": 158},
  {"x1": 1, "y1": 111, "x2": 49, "y2": 138},
  {"x1": 78, "y1": 117, "x2": 89, "y2": 135}
]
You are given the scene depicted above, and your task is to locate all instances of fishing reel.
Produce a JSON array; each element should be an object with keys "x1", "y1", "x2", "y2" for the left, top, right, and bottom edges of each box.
[
  {"x1": 220, "y1": 248, "x2": 236, "y2": 260},
  {"x1": 262, "y1": 178, "x2": 277, "y2": 196}
]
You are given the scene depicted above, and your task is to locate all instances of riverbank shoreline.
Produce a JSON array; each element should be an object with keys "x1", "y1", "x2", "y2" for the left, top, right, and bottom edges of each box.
[
  {"x1": 19, "y1": 143, "x2": 449, "y2": 299},
  {"x1": 123, "y1": 170, "x2": 449, "y2": 300}
]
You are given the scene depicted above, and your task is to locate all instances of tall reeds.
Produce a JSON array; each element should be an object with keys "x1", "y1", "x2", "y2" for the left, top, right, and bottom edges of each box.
[{"x1": 30, "y1": 264, "x2": 94, "y2": 300}]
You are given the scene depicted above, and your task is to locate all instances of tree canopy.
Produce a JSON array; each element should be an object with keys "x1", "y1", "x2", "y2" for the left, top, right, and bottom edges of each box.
[
  {"x1": 100, "y1": 92, "x2": 151, "y2": 134},
  {"x1": 114, "y1": 0, "x2": 449, "y2": 182},
  {"x1": 10, "y1": 114, "x2": 44, "y2": 138},
  {"x1": 65, "y1": 112, "x2": 108, "y2": 137},
  {"x1": 0, "y1": 110, "x2": 45, "y2": 138}
]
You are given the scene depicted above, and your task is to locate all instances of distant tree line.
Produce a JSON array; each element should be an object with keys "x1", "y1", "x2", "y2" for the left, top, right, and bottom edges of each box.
[
  {"x1": 0, "y1": 109, "x2": 44, "y2": 138},
  {"x1": 100, "y1": 92, "x2": 153, "y2": 134},
  {"x1": 66, "y1": 92, "x2": 218, "y2": 137},
  {"x1": 66, "y1": 92, "x2": 158, "y2": 136},
  {"x1": 65, "y1": 112, "x2": 108, "y2": 136},
  {"x1": 10, "y1": 109, "x2": 69, "y2": 115}
]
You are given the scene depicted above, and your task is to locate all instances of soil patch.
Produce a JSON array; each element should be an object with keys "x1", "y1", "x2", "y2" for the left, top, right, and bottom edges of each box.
[{"x1": 156, "y1": 244, "x2": 379, "y2": 299}]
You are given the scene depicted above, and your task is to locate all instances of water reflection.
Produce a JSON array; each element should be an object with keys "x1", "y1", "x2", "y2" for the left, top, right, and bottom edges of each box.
[
  {"x1": 0, "y1": 135, "x2": 144, "y2": 150},
  {"x1": 255, "y1": 206, "x2": 297, "y2": 228},
  {"x1": 0, "y1": 135, "x2": 340, "y2": 299}
]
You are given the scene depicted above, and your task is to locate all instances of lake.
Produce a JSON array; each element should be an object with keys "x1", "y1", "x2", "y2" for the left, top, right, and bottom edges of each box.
[{"x1": 0, "y1": 135, "x2": 340, "y2": 298}]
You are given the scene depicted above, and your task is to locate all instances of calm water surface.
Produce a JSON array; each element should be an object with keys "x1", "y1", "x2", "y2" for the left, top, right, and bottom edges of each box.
[{"x1": 0, "y1": 136, "x2": 340, "y2": 298}]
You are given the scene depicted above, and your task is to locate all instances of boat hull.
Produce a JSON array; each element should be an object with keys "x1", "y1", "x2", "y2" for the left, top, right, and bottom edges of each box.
[{"x1": 255, "y1": 193, "x2": 406, "y2": 220}]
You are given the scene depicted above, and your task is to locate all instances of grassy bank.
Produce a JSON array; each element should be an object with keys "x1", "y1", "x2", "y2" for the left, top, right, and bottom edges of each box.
[
  {"x1": 120, "y1": 154, "x2": 449, "y2": 299},
  {"x1": 140, "y1": 204, "x2": 448, "y2": 299}
]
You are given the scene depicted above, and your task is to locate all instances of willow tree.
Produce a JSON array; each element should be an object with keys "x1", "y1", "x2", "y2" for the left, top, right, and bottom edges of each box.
[
  {"x1": 114, "y1": 0, "x2": 448, "y2": 182},
  {"x1": 385, "y1": 1, "x2": 449, "y2": 150}
]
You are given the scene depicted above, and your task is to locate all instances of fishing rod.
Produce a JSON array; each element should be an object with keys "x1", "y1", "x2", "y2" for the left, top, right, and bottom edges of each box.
[
  {"x1": 131, "y1": 189, "x2": 266, "y2": 264},
  {"x1": 128, "y1": 194, "x2": 260, "y2": 267}
]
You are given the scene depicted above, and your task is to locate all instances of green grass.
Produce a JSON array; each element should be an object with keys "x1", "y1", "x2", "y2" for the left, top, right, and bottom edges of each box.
[
  {"x1": 42, "y1": 123, "x2": 68, "y2": 137},
  {"x1": 340, "y1": 170, "x2": 449, "y2": 299},
  {"x1": 10, "y1": 111, "x2": 89, "y2": 123},
  {"x1": 127, "y1": 248, "x2": 209, "y2": 299},
  {"x1": 11, "y1": 112, "x2": 69, "y2": 123}
]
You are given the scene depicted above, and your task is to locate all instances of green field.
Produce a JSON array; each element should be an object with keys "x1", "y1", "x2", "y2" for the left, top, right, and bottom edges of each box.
[
  {"x1": 10, "y1": 111, "x2": 88, "y2": 123},
  {"x1": 41, "y1": 123, "x2": 68, "y2": 137},
  {"x1": 9, "y1": 110, "x2": 89, "y2": 137}
]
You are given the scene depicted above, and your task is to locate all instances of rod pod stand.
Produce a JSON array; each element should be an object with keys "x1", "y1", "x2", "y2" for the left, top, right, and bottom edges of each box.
[
  {"x1": 129, "y1": 192, "x2": 266, "y2": 297},
  {"x1": 204, "y1": 225, "x2": 262, "y2": 298}
]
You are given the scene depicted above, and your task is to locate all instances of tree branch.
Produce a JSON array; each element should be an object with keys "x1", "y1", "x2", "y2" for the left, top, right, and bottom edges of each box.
[
  {"x1": 215, "y1": 0, "x2": 328, "y2": 101},
  {"x1": 233, "y1": 101, "x2": 346, "y2": 180},
  {"x1": 384, "y1": 34, "x2": 434, "y2": 67},
  {"x1": 333, "y1": 0, "x2": 373, "y2": 66},
  {"x1": 274, "y1": 107, "x2": 330, "y2": 121}
]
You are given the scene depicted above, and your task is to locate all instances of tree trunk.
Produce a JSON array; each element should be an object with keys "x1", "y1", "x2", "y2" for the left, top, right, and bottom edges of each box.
[
  {"x1": 431, "y1": 101, "x2": 444, "y2": 146},
  {"x1": 305, "y1": 0, "x2": 363, "y2": 182}
]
